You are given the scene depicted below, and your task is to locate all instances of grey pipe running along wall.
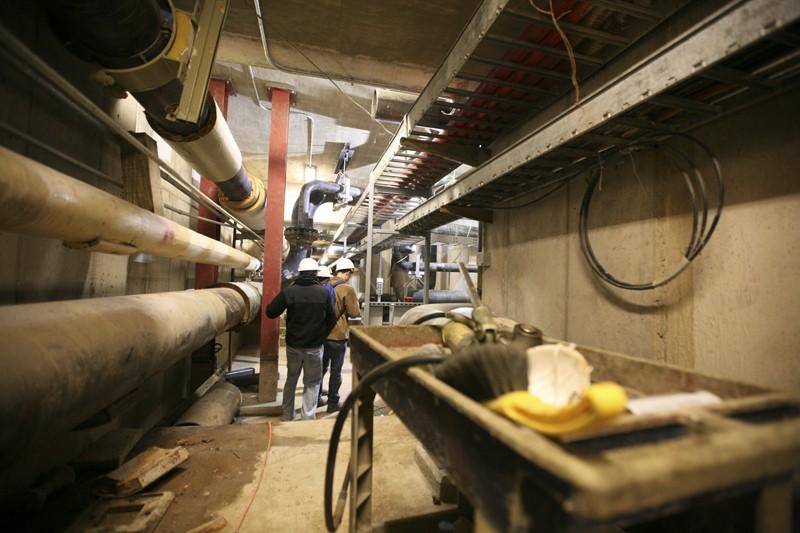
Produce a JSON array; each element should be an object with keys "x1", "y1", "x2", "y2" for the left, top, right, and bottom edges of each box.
[{"x1": 48, "y1": 0, "x2": 267, "y2": 229}]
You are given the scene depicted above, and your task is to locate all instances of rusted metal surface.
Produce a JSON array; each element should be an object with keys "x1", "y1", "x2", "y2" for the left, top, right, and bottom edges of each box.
[
  {"x1": 0, "y1": 286, "x2": 255, "y2": 472},
  {"x1": 195, "y1": 79, "x2": 231, "y2": 289},
  {"x1": 349, "y1": 325, "x2": 800, "y2": 531},
  {"x1": 259, "y1": 88, "x2": 291, "y2": 402}
]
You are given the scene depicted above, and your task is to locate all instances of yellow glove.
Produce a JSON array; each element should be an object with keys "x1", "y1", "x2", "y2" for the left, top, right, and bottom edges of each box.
[{"x1": 485, "y1": 382, "x2": 627, "y2": 436}]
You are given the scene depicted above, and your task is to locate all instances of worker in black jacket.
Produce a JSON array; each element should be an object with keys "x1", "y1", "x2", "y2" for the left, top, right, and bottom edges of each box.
[{"x1": 266, "y1": 257, "x2": 336, "y2": 421}]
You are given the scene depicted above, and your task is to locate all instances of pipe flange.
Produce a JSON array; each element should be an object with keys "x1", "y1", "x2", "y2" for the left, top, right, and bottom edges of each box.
[
  {"x1": 221, "y1": 177, "x2": 265, "y2": 212},
  {"x1": 285, "y1": 226, "x2": 319, "y2": 246},
  {"x1": 103, "y1": 9, "x2": 194, "y2": 93}
]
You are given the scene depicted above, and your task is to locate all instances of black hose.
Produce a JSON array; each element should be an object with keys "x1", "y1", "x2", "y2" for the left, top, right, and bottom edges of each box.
[
  {"x1": 578, "y1": 134, "x2": 724, "y2": 290},
  {"x1": 323, "y1": 350, "x2": 446, "y2": 532}
]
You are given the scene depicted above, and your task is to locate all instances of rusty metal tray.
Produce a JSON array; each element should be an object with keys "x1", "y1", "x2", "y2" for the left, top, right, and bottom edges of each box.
[{"x1": 349, "y1": 325, "x2": 800, "y2": 532}]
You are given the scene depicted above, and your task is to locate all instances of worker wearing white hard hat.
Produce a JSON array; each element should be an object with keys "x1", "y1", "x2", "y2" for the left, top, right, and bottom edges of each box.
[
  {"x1": 266, "y1": 256, "x2": 336, "y2": 421},
  {"x1": 318, "y1": 257, "x2": 361, "y2": 412},
  {"x1": 317, "y1": 264, "x2": 333, "y2": 281}
]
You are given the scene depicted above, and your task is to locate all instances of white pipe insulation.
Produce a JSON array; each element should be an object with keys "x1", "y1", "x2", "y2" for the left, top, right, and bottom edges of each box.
[
  {"x1": 149, "y1": 101, "x2": 267, "y2": 230},
  {"x1": 0, "y1": 146, "x2": 261, "y2": 270}
]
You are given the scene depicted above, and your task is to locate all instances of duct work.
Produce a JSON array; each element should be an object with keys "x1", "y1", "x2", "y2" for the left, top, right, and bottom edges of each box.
[
  {"x1": 0, "y1": 282, "x2": 261, "y2": 494},
  {"x1": 48, "y1": 0, "x2": 267, "y2": 229},
  {"x1": 283, "y1": 180, "x2": 362, "y2": 284},
  {"x1": 0, "y1": 147, "x2": 261, "y2": 271}
]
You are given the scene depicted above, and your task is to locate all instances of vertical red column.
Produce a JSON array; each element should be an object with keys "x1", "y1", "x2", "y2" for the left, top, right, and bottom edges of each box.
[
  {"x1": 259, "y1": 88, "x2": 291, "y2": 401},
  {"x1": 194, "y1": 79, "x2": 231, "y2": 289}
]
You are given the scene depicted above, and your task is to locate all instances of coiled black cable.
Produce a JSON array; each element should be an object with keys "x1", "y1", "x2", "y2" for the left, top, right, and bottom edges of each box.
[
  {"x1": 579, "y1": 133, "x2": 724, "y2": 290},
  {"x1": 324, "y1": 348, "x2": 446, "y2": 532}
]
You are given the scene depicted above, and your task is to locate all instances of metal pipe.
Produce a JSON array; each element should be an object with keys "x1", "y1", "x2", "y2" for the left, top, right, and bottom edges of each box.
[
  {"x1": 47, "y1": 0, "x2": 267, "y2": 229},
  {"x1": 0, "y1": 24, "x2": 264, "y2": 245},
  {"x1": 397, "y1": 262, "x2": 479, "y2": 273},
  {"x1": 0, "y1": 283, "x2": 260, "y2": 466},
  {"x1": 0, "y1": 146, "x2": 261, "y2": 271},
  {"x1": 411, "y1": 289, "x2": 470, "y2": 303},
  {"x1": 175, "y1": 382, "x2": 242, "y2": 426}
]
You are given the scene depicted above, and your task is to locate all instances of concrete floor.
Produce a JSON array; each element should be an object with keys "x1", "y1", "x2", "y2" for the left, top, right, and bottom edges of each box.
[
  {"x1": 131, "y1": 344, "x2": 430, "y2": 532},
  {"x1": 231, "y1": 343, "x2": 357, "y2": 421},
  {"x1": 139, "y1": 417, "x2": 442, "y2": 532}
]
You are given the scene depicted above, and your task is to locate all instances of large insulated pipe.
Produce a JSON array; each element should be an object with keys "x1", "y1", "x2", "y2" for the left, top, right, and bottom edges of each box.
[
  {"x1": 0, "y1": 283, "x2": 261, "y2": 466},
  {"x1": 48, "y1": 0, "x2": 267, "y2": 229},
  {"x1": 0, "y1": 146, "x2": 261, "y2": 270}
]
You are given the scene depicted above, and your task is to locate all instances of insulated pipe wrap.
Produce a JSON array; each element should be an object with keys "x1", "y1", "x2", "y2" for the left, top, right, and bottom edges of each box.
[
  {"x1": 214, "y1": 281, "x2": 262, "y2": 324},
  {"x1": 0, "y1": 287, "x2": 252, "y2": 469},
  {"x1": 0, "y1": 147, "x2": 261, "y2": 270},
  {"x1": 149, "y1": 101, "x2": 248, "y2": 197}
]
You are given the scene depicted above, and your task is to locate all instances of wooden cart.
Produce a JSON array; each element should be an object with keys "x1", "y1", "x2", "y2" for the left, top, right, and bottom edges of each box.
[{"x1": 346, "y1": 325, "x2": 800, "y2": 532}]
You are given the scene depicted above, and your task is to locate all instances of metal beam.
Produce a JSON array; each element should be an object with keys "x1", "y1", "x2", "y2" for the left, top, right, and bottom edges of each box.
[
  {"x1": 400, "y1": 138, "x2": 492, "y2": 167},
  {"x1": 501, "y1": 6, "x2": 630, "y2": 47},
  {"x1": 330, "y1": 0, "x2": 511, "y2": 244},
  {"x1": 259, "y1": 88, "x2": 291, "y2": 402},
  {"x1": 395, "y1": 0, "x2": 800, "y2": 232},
  {"x1": 195, "y1": 79, "x2": 231, "y2": 289},
  {"x1": 374, "y1": 185, "x2": 432, "y2": 198},
  {"x1": 454, "y1": 72, "x2": 560, "y2": 97},
  {"x1": 483, "y1": 33, "x2": 605, "y2": 66}
]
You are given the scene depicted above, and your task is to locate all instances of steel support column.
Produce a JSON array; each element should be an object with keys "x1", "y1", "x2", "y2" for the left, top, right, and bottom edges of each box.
[
  {"x1": 259, "y1": 88, "x2": 291, "y2": 401},
  {"x1": 362, "y1": 184, "x2": 374, "y2": 324},
  {"x1": 195, "y1": 79, "x2": 231, "y2": 289},
  {"x1": 423, "y1": 233, "x2": 431, "y2": 304}
]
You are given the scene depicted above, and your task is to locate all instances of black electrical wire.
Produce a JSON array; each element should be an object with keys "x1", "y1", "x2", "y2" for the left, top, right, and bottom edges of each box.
[
  {"x1": 324, "y1": 349, "x2": 446, "y2": 532},
  {"x1": 491, "y1": 179, "x2": 570, "y2": 210},
  {"x1": 578, "y1": 133, "x2": 724, "y2": 290}
]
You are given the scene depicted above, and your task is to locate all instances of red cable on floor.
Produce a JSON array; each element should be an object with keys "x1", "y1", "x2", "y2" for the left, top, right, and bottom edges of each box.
[{"x1": 235, "y1": 421, "x2": 273, "y2": 532}]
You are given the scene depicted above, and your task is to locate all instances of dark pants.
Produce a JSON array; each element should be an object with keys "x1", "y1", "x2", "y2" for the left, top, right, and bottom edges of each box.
[{"x1": 320, "y1": 340, "x2": 347, "y2": 405}]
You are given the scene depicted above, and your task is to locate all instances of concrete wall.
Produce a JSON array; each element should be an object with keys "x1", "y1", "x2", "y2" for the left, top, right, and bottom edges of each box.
[
  {"x1": 0, "y1": 3, "x2": 242, "y2": 490},
  {"x1": 483, "y1": 90, "x2": 800, "y2": 392}
]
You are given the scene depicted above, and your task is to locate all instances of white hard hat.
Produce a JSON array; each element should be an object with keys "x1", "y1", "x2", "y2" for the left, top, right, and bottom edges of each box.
[
  {"x1": 335, "y1": 258, "x2": 355, "y2": 272},
  {"x1": 298, "y1": 257, "x2": 319, "y2": 272},
  {"x1": 317, "y1": 265, "x2": 332, "y2": 278}
]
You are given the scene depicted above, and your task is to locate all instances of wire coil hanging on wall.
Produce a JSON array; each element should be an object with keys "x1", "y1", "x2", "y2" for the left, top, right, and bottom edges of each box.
[{"x1": 578, "y1": 133, "x2": 725, "y2": 291}]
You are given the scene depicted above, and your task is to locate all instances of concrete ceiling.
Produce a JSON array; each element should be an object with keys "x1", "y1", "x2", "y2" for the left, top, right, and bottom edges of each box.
[
  {"x1": 204, "y1": 0, "x2": 481, "y2": 227},
  {"x1": 210, "y1": 0, "x2": 482, "y2": 92}
]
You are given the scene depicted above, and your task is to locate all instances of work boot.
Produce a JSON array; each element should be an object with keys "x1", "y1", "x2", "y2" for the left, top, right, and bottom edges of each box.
[
  {"x1": 327, "y1": 403, "x2": 340, "y2": 413},
  {"x1": 317, "y1": 397, "x2": 328, "y2": 408}
]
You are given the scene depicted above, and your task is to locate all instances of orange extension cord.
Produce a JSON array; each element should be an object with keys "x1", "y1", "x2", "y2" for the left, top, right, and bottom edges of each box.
[{"x1": 235, "y1": 421, "x2": 273, "y2": 532}]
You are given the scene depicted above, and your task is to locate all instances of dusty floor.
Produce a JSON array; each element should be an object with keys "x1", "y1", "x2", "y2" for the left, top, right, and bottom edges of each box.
[
  {"x1": 138, "y1": 416, "x2": 442, "y2": 532},
  {"x1": 132, "y1": 345, "x2": 438, "y2": 532},
  {"x1": 231, "y1": 344, "x2": 392, "y2": 422}
]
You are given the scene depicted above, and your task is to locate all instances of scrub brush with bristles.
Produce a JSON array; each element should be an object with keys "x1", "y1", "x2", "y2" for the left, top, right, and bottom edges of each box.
[{"x1": 434, "y1": 343, "x2": 529, "y2": 402}]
